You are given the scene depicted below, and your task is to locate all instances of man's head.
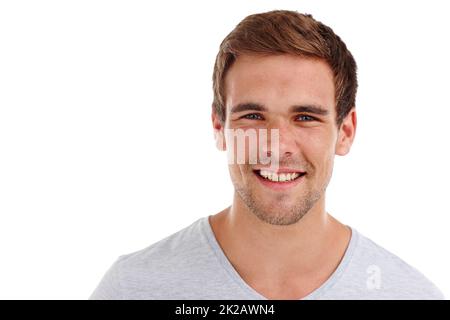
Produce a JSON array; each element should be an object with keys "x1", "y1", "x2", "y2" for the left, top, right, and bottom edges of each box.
[{"x1": 211, "y1": 10, "x2": 357, "y2": 226}]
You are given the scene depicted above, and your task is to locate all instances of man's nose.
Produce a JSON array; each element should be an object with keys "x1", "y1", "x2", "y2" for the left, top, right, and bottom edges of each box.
[
  {"x1": 260, "y1": 123, "x2": 297, "y2": 161},
  {"x1": 277, "y1": 125, "x2": 297, "y2": 158}
]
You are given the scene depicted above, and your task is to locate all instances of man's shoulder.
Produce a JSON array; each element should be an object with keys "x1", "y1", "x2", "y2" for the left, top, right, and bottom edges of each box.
[
  {"x1": 116, "y1": 217, "x2": 207, "y2": 269},
  {"x1": 89, "y1": 216, "x2": 217, "y2": 299},
  {"x1": 344, "y1": 228, "x2": 445, "y2": 299}
]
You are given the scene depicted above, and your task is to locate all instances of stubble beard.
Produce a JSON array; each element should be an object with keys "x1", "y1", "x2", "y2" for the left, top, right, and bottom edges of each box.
[{"x1": 234, "y1": 176, "x2": 324, "y2": 226}]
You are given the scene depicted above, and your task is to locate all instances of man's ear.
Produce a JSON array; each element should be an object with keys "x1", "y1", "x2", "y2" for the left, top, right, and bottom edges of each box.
[
  {"x1": 212, "y1": 104, "x2": 226, "y2": 151},
  {"x1": 335, "y1": 108, "x2": 357, "y2": 156}
]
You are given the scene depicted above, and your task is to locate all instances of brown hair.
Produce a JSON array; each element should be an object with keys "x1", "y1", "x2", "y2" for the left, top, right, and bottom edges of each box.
[{"x1": 212, "y1": 10, "x2": 358, "y2": 126}]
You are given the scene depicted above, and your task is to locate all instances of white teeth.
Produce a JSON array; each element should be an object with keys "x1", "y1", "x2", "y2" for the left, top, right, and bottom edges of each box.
[
  {"x1": 258, "y1": 170, "x2": 302, "y2": 182},
  {"x1": 260, "y1": 170, "x2": 270, "y2": 178}
]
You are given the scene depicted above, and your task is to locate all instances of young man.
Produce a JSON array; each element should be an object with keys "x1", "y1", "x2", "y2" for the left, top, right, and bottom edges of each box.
[{"x1": 90, "y1": 10, "x2": 444, "y2": 300}]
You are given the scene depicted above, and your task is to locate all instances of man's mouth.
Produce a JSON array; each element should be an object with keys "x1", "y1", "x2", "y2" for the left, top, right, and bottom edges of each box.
[{"x1": 253, "y1": 169, "x2": 307, "y2": 183}]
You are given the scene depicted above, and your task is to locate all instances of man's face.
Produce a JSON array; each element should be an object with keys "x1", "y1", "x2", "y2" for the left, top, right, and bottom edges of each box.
[{"x1": 213, "y1": 54, "x2": 355, "y2": 226}]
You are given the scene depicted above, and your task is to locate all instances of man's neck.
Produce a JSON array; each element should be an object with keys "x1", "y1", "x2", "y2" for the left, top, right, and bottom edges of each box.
[{"x1": 209, "y1": 194, "x2": 351, "y2": 299}]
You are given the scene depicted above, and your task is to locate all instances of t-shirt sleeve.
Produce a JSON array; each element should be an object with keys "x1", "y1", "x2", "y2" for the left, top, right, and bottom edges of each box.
[{"x1": 89, "y1": 258, "x2": 124, "y2": 300}]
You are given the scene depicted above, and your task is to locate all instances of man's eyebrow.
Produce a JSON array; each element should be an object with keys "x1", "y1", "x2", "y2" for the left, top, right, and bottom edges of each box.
[
  {"x1": 230, "y1": 102, "x2": 267, "y2": 114},
  {"x1": 230, "y1": 102, "x2": 329, "y2": 116},
  {"x1": 289, "y1": 104, "x2": 329, "y2": 116}
]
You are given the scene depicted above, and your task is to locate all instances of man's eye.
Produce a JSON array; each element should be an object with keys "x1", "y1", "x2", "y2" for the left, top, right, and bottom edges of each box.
[
  {"x1": 296, "y1": 115, "x2": 317, "y2": 122},
  {"x1": 241, "y1": 113, "x2": 263, "y2": 120}
]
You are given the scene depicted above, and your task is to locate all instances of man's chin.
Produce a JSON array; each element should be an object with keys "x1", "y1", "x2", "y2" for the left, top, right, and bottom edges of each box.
[
  {"x1": 234, "y1": 184, "x2": 316, "y2": 225},
  {"x1": 255, "y1": 194, "x2": 302, "y2": 209},
  {"x1": 249, "y1": 203, "x2": 308, "y2": 226},
  {"x1": 252, "y1": 210, "x2": 306, "y2": 226}
]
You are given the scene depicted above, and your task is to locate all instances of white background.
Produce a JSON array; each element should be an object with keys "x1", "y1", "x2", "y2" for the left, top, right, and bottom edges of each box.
[{"x1": 0, "y1": 0, "x2": 449, "y2": 299}]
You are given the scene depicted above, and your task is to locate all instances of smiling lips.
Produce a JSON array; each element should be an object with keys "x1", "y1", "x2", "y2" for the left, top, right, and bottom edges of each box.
[{"x1": 253, "y1": 169, "x2": 307, "y2": 183}]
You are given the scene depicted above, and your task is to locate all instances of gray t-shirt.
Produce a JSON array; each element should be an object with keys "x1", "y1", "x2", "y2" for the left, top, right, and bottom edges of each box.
[{"x1": 89, "y1": 216, "x2": 444, "y2": 300}]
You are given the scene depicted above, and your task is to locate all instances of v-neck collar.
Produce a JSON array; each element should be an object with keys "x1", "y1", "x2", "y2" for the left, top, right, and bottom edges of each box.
[{"x1": 201, "y1": 215, "x2": 359, "y2": 300}]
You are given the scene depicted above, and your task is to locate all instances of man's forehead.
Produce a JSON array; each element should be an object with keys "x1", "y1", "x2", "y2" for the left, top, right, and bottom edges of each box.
[
  {"x1": 226, "y1": 54, "x2": 333, "y2": 82},
  {"x1": 224, "y1": 54, "x2": 335, "y2": 114}
]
